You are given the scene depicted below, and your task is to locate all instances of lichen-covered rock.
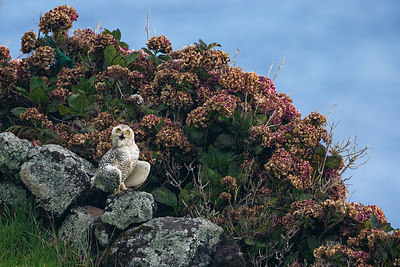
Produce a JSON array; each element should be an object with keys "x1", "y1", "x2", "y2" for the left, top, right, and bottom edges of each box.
[
  {"x1": 105, "y1": 217, "x2": 224, "y2": 267},
  {"x1": 0, "y1": 132, "x2": 32, "y2": 178},
  {"x1": 20, "y1": 144, "x2": 95, "y2": 217},
  {"x1": 58, "y1": 206, "x2": 103, "y2": 252},
  {"x1": 93, "y1": 220, "x2": 119, "y2": 248},
  {"x1": 0, "y1": 182, "x2": 28, "y2": 205},
  {"x1": 101, "y1": 190, "x2": 155, "y2": 230}
]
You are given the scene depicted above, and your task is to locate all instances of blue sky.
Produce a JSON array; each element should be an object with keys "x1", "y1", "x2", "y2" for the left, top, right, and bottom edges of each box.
[{"x1": 1, "y1": 0, "x2": 400, "y2": 227}]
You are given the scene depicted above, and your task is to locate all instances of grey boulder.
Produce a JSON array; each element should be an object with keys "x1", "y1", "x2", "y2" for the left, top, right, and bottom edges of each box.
[
  {"x1": 0, "y1": 181, "x2": 28, "y2": 205},
  {"x1": 0, "y1": 132, "x2": 32, "y2": 178},
  {"x1": 58, "y1": 206, "x2": 103, "y2": 252},
  {"x1": 104, "y1": 216, "x2": 224, "y2": 267},
  {"x1": 101, "y1": 190, "x2": 155, "y2": 230},
  {"x1": 20, "y1": 144, "x2": 95, "y2": 217}
]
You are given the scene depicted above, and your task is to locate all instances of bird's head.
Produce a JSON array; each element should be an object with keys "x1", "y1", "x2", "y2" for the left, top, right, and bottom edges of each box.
[{"x1": 111, "y1": 124, "x2": 135, "y2": 147}]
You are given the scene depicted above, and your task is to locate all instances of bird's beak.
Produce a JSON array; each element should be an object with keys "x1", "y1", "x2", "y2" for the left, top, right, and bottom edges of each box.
[{"x1": 120, "y1": 134, "x2": 125, "y2": 140}]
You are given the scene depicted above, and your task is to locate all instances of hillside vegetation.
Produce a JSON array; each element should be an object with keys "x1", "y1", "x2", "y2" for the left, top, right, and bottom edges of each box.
[{"x1": 1, "y1": 5, "x2": 399, "y2": 266}]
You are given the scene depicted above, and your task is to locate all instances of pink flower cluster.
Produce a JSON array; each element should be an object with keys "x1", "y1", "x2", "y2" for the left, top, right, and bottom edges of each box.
[{"x1": 351, "y1": 203, "x2": 387, "y2": 224}]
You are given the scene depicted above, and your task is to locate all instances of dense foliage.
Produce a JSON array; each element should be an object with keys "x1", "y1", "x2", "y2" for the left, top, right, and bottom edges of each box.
[{"x1": 1, "y1": 5, "x2": 399, "y2": 266}]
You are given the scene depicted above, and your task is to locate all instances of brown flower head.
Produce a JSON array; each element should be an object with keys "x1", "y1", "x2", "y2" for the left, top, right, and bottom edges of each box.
[
  {"x1": 21, "y1": 30, "x2": 37, "y2": 54},
  {"x1": 20, "y1": 107, "x2": 52, "y2": 128},
  {"x1": 0, "y1": 44, "x2": 11, "y2": 65},
  {"x1": 186, "y1": 106, "x2": 210, "y2": 128},
  {"x1": 264, "y1": 148, "x2": 293, "y2": 177},
  {"x1": 146, "y1": 35, "x2": 173, "y2": 54},
  {"x1": 205, "y1": 92, "x2": 239, "y2": 117},
  {"x1": 220, "y1": 192, "x2": 232, "y2": 201},
  {"x1": 28, "y1": 45, "x2": 55, "y2": 70},
  {"x1": 220, "y1": 176, "x2": 238, "y2": 188},
  {"x1": 39, "y1": 5, "x2": 78, "y2": 34}
]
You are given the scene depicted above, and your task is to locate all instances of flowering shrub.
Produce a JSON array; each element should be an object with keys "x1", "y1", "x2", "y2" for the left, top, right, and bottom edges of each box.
[{"x1": 0, "y1": 5, "x2": 397, "y2": 265}]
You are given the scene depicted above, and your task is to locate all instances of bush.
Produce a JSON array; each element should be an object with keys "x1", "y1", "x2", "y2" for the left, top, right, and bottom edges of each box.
[{"x1": 1, "y1": 5, "x2": 399, "y2": 266}]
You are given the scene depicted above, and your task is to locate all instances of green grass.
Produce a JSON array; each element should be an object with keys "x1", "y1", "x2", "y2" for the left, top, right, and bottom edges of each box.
[{"x1": 0, "y1": 200, "x2": 94, "y2": 266}]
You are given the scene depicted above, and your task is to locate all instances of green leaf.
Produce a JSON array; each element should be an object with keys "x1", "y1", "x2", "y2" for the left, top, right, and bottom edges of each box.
[
  {"x1": 244, "y1": 237, "x2": 256, "y2": 246},
  {"x1": 14, "y1": 86, "x2": 28, "y2": 96},
  {"x1": 28, "y1": 86, "x2": 49, "y2": 105},
  {"x1": 306, "y1": 236, "x2": 320, "y2": 251},
  {"x1": 215, "y1": 133, "x2": 235, "y2": 147},
  {"x1": 30, "y1": 77, "x2": 47, "y2": 92},
  {"x1": 111, "y1": 29, "x2": 121, "y2": 41},
  {"x1": 370, "y1": 213, "x2": 379, "y2": 228},
  {"x1": 56, "y1": 105, "x2": 75, "y2": 116},
  {"x1": 325, "y1": 154, "x2": 343, "y2": 170},
  {"x1": 68, "y1": 94, "x2": 89, "y2": 115},
  {"x1": 119, "y1": 41, "x2": 129, "y2": 49},
  {"x1": 315, "y1": 145, "x2": 326, "y2": 156},
  {"x1": 152, "y1": 187, "x2": 178, "y2": 208},
  {"x1": 124, "y1": 52, "x2": 140, "y2": 65},
  {"x1": 102, "y1": 29, "x2": 112, "y2": 35},
  {"x1": 104, "y1": 45, "x2": 117, "y2": 66},
  {"x1": 158, "y1": 54, "x2": 172, "y2": 62},
  {"x1": 11, "y1": 107, "x2": 27, "y2": 117},
  {"x1": 112, "y1": 56, "x2": 127, "y2": 67},
  {"x1": 142, "y1": 48, "x2": 154, "y2": 56}
]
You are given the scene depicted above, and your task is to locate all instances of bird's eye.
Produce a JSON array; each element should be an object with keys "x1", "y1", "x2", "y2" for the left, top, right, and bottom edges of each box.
[
  {"x1": 116, "y1": 128, "x2": 121, "y2": 133},
  {"x1": 126, "y1": 130, "x2": 130, "y2": 134}
]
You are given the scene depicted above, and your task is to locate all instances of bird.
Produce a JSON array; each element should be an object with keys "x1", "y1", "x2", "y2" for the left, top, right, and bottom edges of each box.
[{"x1": 91, "y1": 124, "x2": 151, "y2": 195}]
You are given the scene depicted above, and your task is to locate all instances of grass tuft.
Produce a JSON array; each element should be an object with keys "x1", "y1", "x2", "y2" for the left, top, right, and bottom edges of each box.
[{"x1": 0, "y1": 200, "x2": 93, "y2": 266}]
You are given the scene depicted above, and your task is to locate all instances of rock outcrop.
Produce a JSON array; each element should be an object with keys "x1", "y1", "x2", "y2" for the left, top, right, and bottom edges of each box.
[
  {"x1": 104, "y1": 216, "x2": 224, "y2": 266},
  {"x1": 101, "y1": 190, "x2": 155, "y2": 230},
  {"x1": 0, "y1": 132, "x2": 237, "y2": 266},
  {"x1": 0, "y1": 132, "x2": 32, "y2": 178},
  {"x1": 20, "y1": 144, "x2": 95, "y2": 217},
  {"x1": 58, "y1": 206, "x2": 103, "y2": 252}
]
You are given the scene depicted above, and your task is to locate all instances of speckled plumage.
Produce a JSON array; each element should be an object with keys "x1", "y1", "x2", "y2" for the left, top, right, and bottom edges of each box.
[{"x1": 91, "y1": 124, "x2": 149, "y2": 194}]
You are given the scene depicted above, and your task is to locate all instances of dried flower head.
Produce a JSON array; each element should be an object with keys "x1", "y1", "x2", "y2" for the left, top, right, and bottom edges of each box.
[
  {"x1": 146, "y1": 35, "x2": 173, "y2": 54},
  {"x1": 265, "y1": 148, "x2": 293, "y2": 177},
  {"x1": 20, "y1": 107, "x2": 52, "y2": 128},
  {"x1": 0, "y1": 44, "x2": 11, "y2": 65},
  {"x1": 39, "y1": 5, "x2": 78, "y2": 34},
  {"x1": 186, "y1": 106, "x2": 210, "y2": 128},
  {"x1": 21, "y1": 30, "x2": 37, "y2": 54},
  {"x1": 220, "y1": 176, "x2": 238, "y2": 188},
  {"x1": 220, "y1": 192, "x2": 232, "y2": 201},
  {"x1": 28, "y1": 45, "x2": 55, "y2": 70},
  {"x1": 205, "y1": 93, "x2": 239, "y2": 117}
]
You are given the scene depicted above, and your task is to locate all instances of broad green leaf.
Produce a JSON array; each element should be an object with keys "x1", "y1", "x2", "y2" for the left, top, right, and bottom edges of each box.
[
  {"x1": 142, "y1": 47, "x2": 154, "y2": 55},
  {"x1": 325, "y1": 154, "x2": 343, "y2": 170},
  {"x1": 315, "y1": 145, "x2": 326, "y2": 156},
  {"x1": 104, "y1": 45, "x2": 117, "y2": 66},
  {"x1": 30, "y1": 77, "x2": 47, "y2": 91},
  {"x1": 124, "y1": 52, "x2": 140, "y2": 65},
  {"x1": 244, "y1": 237, "x2": 256, "y2": 246},
  {"x1": 28, "y1": 86, "x2": 49, "y2": 105},
  {"x1": 216, "y1": 133, "x2": 234, "y2": 147},
  {"x1": 119, "y1": 41, "x2": 129, "y2": 49},
  {"x1": 56, "y1": 105, "x2": 75, "y2": 116},
  {"x1": 152, "y1": 187, "x2": 177, "y2": 208},
  {"x1": 370, "y1": 213, "x2": 379, "y2": 228},
  {"x1": 158, "y1": 54, "x2": 172, "y2": 62},
  {"x1": 102, "y1": 29, "x2": 112, "y2": 35},
  {"x1": 68, "y1": 94, "x2": 89, "y2": 115},
  {"x1": 112, "y1": 56, "x2": 127, "y2": 67},
  {"x1": 306, "y1": 236, "x2": 320, "y2": 251},
  {"x1": 14, "y1": 86, "x2": 28, "y2": 96},
  {"x1": 11, "y1": 107, "x2": 27, "y2": 117},
  {"x1": 111, "y1": 29, "x2": 121, "y2": 41}
]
